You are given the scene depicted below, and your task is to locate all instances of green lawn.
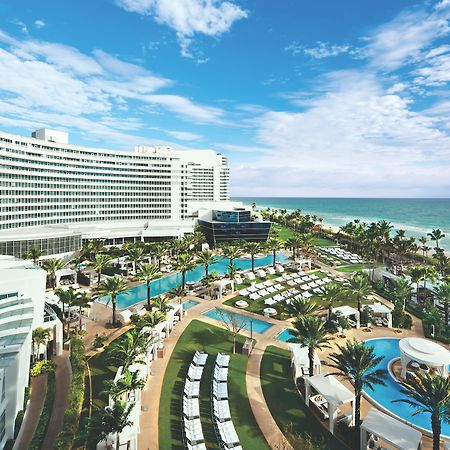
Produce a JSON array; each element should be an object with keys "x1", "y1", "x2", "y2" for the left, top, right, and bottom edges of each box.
[
  {"x1": 272, "y1": 224, "x2": 336, "y2": 248},
  {"x1": 159, "y1": 320, "x2": 269, "y2": 450},
  {"x1": 335, "y1": 264, "x2": 370, "y2": 273},
  {"x1": 260, "y1": 346, "x2": 347, "y2": 450},
  {"x1": 311, "y1": 237, "x2": 337, "y2": 247}
]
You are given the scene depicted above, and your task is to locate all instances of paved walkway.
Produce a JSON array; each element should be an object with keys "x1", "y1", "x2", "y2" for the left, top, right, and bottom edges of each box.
[
  {"x1": 41, "y1": 351, "x2": 72, "y2": 449},
  {"x1": 13, "y1": 374, "x2": 47, "y2": 450}
]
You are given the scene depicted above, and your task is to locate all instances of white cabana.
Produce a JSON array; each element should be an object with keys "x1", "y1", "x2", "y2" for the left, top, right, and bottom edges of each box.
[
  {"x1": 399, "y1": 337, "x2": 450, "y2": 378},
  {"x1": 211, "y1": 279, "x2": 235, "y2": 299},
  {"x1": 332, "y1": 305, "x2": 360, "y2": 328},
  {"x1": 305, "y1": 374, "x2": 355, "y2": 434},
  {"x1": 289, "y1": 344, "x2": 321, "y2": 379},
  {"x1": 55, "y1": 268, "x2": 77, "y2": 287},
  {"x1": 360, "y1": 408, "x2": 422, "y2": 450},
  {"x1": 365, "y1": 302, "x2": 392, "y2": 328},
  {"x1": 297, "y1": 258, "x2": 312, "y2": 270}
]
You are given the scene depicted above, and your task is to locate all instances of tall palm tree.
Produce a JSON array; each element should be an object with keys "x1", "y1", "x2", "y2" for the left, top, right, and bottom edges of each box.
[
  {"x1": 107, "y1": 329, "x2": 150, "y2": 369},
  {"x1": 245, "y1": 242, "x2": 262, "y2": 273},
  {"x1": 87, "y1": 239, "x2": 106, "y2": 258},
  {"x1": 151, "y1": 296, "x2": 173, "y2": 314},
  {"x1": 222, "y1": 245, "x2": 241, "y2": 274},
  {"x1": 136, "y1": 263, "x2": 161, "y2": 307},
  {"x1": 43, "y1": 258, "x2": 65, "y2": 289},
  {"x1": 26, "y1": 247, "x2": 43, "y2": 265},
  {"x1": 285, "y1": 297, "x2": 320, "y2": 319},
  {"x1": 289, "y1": 316, "x2": 332, "y2": 376},
  {"x1": 126, "y1": 246, "x2": 145, "y2": 274},
  {"x1": 89, "y1": 253, "x2": 112, "y2": 286},
  {"x1": 407, "y1": 266, "x2": 426, "y2": 303},
  {"x1": 103, "y1": 369, "x2": 146, "y2": 402},
  {"x1": 72, "y1": 292, "x2": 91, "y2": 331},
  {"x1": 88, "y1": 400, "x2": 134, "y2": 450},
  {"x1": 174, "y1": 253, "x2": 195, "y2": 289},
  {"x1": 54, "y1": 287, "x2": 83, "y2": 335},
  {"x1": 326, "y1": 340, "x2": 387, "y2": 430},
  {"x1": 266, "y1": 238, "x2": 283, "y2": 268},
  {"x1": 428, "y1": 229, "x2": 446, "y2": 251},
  {"x1": 32, "y1": 327, "x2": 51, "y2": 361},
  {"x1": 168, "y1": 284, "x2": 185, "y2": 304},
  {"x1": 433, "y1": 281, "x2": 450, "y2": 326},
  {"x1": 344, "y1": 272, "x2": 373, "y2": 317},
  {"x1": 318, "y1": 282, "x2": 345, "y2": 322},
  {"x1": 390, "y1": 277, "x2": 413, "y2": 310},
  {"x1": 394, "y1": 372, "x2": 450, "y2": 450},
  {"x1": 197, "y1": 250, "x2": 217, "y2": 277},
  {"x1": 95, "y1": 277, "x2": 128, "y2": 326},
  {"x1": 132, "y1": 310, "x2": 166, "y2": 332}
]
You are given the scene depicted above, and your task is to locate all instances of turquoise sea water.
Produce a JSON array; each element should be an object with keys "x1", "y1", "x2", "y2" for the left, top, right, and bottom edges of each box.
[
  {"x1": 103, "y1": 253, "x2": 288, "y2": 309},
  {"x1": 202, "y1": 307, "x2": 274, "y2": 334},
  {"x1": 363, "y1": 338, "x2": 450, "y2": 437},
  {"x1": 235, "y1": 197, "x2": 450, "y2": 250}
]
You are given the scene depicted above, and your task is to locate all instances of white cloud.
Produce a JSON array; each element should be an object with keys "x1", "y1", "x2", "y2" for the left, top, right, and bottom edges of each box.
[
  {"x1": 285, "y1": 41, "x2": 352, "y2": 59},
  {"x1": 34, "y1": 20, "x2": 46, "y2": 29},
  {"x1": 166, "y1": 130, "x2": 202, "y2": 141},
  {"x1": 11, "y1": 19, "x2": 28, "y2": 34},
  {"x1": 115, "y1": 0, "x2": 247, "y2": 57}
]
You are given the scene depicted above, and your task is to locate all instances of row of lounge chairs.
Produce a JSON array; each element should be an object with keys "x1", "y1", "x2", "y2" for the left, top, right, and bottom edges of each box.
[
  {"x1": 234, "y1": 265, "x2": 285, "y2": 285},
  {"x1": 211, "y1": 353, "x2": 241, "y2": 450},
  {"x1": 319, "y1": 246, "x2": 365, "y2": 264},
  {"x1": 183, "y1": 351, "x2": 208, "y2": 450}
]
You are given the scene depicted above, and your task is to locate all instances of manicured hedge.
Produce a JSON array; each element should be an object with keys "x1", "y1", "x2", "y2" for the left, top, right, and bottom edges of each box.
[
  {"x1": 55, "y1": 338, "x2": 86, "y2": 450},
  {"x1": 28, "y1": 372, "x2": 56, "y2": 450}
]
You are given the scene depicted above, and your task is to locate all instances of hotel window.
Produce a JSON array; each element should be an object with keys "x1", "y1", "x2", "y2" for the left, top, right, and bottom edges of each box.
[{"x1": 0, "y1": 411, "x2": 5, "y2": 442}]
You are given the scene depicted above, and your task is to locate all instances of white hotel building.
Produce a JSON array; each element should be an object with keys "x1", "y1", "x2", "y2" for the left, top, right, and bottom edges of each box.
[{"x1": 0, "y1": 128, "x2": 235, "y2": 258}]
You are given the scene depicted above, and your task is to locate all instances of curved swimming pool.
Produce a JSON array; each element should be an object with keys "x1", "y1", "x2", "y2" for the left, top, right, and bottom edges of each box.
[
  {"x1": 363, "y1": 338, "x2": 450, "y2": 438},
  {"x1": 102, "y1": 253, "x2": 288, "y2": 309}
]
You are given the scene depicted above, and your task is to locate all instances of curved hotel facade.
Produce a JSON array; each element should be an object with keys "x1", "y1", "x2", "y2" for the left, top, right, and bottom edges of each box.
[{"x1": 0, "y1": 129, "x2": 232, "y2": 257}]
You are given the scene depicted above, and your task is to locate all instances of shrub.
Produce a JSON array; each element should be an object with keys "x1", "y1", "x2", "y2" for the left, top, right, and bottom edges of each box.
[
  {"x1": 30, "y1": 360, "x2": 57, "y2": 377},
  {"x1": 14, "y1": 410, "x2": 25, "y2": 439},
  {"x1": 55, "y1": 338, "x2": 86, "y2": 450},
  {"x1": 93, "y1": 333, "x2": 108, "y2": 349},
  {"x1": 28, "y1": 371, "x2": 56, "y2": 450}
]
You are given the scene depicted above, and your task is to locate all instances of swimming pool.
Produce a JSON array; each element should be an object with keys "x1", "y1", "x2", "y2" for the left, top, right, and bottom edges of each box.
[
  {"x1": 102, "y1": 253, "x2": 288, "y2": 309},
  {"x1": 202, "y1": 307, "x2": 274, "y2": 334},
  {"x1": 363, "y1": 338, "x2": 450, "y2": 438},
  {"x1": 183, "y1": 300, "x2": 199, "y2": 311},
  {"x1": 276, "y1": 328, "x2": 296, "y2": 342}
]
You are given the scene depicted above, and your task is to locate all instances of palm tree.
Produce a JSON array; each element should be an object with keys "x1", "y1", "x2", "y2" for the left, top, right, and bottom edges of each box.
[
  {"x1": 136, "y1": 263, "x2": 161, "y2": 307},
  {"x1": 54, "y1": 287, "x2": 83, "y2": 335},
  {"x1": 428, "y1": 229, "x2": 446, "y2": 251},
  {"x1": 131, "y1": 310, "x2": 166, "y2": 332},
  {"x1": 94, "y1": 277, "x2": 128, "y2": 326},
  {"x1": 433, "y1": 281, "x2": 450, "y2": 326},
  {"x1": 390, "y1": 277, "x2": 413, "y2": 310},
  {"x1": 89, "y1": 253, "x2": 112, "y2": 286},
  {"x1": 26, "y1": 247, "x2": 43, "y2": 265},
  {"x1": 87, "y1": 239, "x2": 106, "y2": 258},
  {"x1": 32, "y1": 327, "x2": 51, "y2": 361},
  {"x1": 104, "y1": 369, "x2": 146, "y2": 402},
  {"x1": 289, "y1": 316, "x2": 332, "y2": 376},
  {"x1": 126, "y1": 246, "x2": 145, "y2": 274},
  {"x1": 394, "y1": 372, "x2": 450, "y2": 450},
  {"x1": 285, "y1": 297, "x2": 320, "y2": 319},
  {"x1": 43, "y1": 258, "x2": 65, "y2": 289},
  {"x1": 151, "y1": 296, "x2": 173, "y2": 314},
  {"x1": 168, "y1": 285, "x2": 185, "y2": 304},
  {"x1": 318, "y1": 282, "x2": 345, "y2": 322},
  {"x1": 266, "y1": 238, "x2": 283, "y2": 268},
  {"x1": 245, "y1": 242, "x2": 262, "y2": 273},
  {"x1": 72, "y1": 292, "x2": 91, "y2": 331},
  {"x1": 222, "y1": 245, "x2": 241, "y2": 275},
  {"x1": 107, "y1": 329, "x2": 150, "y2": 369},
  {"x1": 197, "y1": 250, "x2": 217, "y2": 277},
  {"x1": 326, "y1": 339, "x2": 387, "y2": 430},
  {"x1": 344, "y1": 272, "x2": 373, "y2": 317},
  {"x1": 88, "y1": 400, "x2": 134, "y2": 450},
  {"x1": 174, "y1": 253, "x2": 195, "y2": 289},
  {"x1": 407, "y1": 266, "x2": 426, "y2": 303}
]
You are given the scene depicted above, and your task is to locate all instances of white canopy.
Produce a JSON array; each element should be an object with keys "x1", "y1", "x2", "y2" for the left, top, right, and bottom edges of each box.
[
  {"x1": 399, "y1": 337, "x2": 450, "y2": 378},
  {"x1": 360, "y1": 408, "x2": 422, "y2": 450},
  {"x1": 211, "y1": 279, "x2": 234, "y2": 299},
  {"x1": 297, "y1": 258, "x2": 312, "y2": 270},
  {"x1": 332, "y1": 305, "x2": 360, "y2": 328},
  {"x1": 365, "y1": 302, "x2": 393, "y2": 328},
  {"x1": 55, "y1": 268, "x2": 77, "y2": 287},
  {"x1": 289, "y1": 344, "x2": 321, "y2": 379},
  {"x1": 305, "y1": 374, "x2": 355, "y2": 434}
]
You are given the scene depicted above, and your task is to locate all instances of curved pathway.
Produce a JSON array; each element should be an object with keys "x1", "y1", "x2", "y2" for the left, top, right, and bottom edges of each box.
[{"x1": 13, "y1": 374, "x2": 47, "y2": 450}]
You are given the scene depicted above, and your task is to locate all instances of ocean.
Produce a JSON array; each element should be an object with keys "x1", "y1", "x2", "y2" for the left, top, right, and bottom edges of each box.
[{"x1": 234, "y1": 197, "x2": 450, "y2": 251}]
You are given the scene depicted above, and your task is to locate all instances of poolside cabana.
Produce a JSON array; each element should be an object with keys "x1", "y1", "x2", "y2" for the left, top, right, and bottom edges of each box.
[
  {"x1": 167, "y1": 302, "x2": 184, "y2": 329},
  {"x1": 365, "y1": 302, "x2": 392, "y2": 328},
  {"x1": 399, "y1": 337, "x2": 450, "y2": 378},
  {"x1": 290, "y1": 344, "x2": 321, "y2": 379},
  {"x1": 360, "y1": 408, "x2": 422, "y2": 450},
  {"x1": 211, "y1": 279, "x2": 234, "y2": 299},
  {"x1": 55, "y1": 268, "x2": 77, "y2": 287},
  {"x1": 332, "y1": 305, "x2": 360, "y2": 328},
  {"x1": 305, "y1": 374, "x2": 355, "y2": 434},
  {"x1": 297, "y1": 258, "x2": 312, "y2": 270}
]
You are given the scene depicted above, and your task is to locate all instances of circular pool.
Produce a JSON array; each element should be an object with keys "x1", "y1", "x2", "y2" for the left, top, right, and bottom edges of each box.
[{"x1": 363, "y1": 338, "x2": 450, "y2": 438}]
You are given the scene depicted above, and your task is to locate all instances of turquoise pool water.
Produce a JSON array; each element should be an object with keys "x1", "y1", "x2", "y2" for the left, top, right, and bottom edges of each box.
[
  {"x1": 103, "y1": 253, "x2": 288, "y2": 309},
  {"x1": 183, "y1": 300, "x2": 199, "y2": 311},
  {"x1": 202, "y1": 307, "x2": 274, "y2": 334},
  {"x1": 277, "y1": 328, "x2": 296, "y2": 342},
  {"x1": 363, "y1": 338, "x2": 450, "y2": 437}
]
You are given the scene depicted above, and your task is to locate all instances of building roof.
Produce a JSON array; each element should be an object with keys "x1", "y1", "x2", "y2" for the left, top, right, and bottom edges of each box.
[
  {"x1": 399, "y1": 337, "x2": 450, "y2": 368},
  {"x1": 307, "y1": 374, "x2": 354, "y2": 406}
]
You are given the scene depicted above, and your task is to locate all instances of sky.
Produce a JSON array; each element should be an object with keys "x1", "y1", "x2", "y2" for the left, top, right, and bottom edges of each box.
[{"x1": 1, "y1": 0, "x2": 450, "y2": 198}]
